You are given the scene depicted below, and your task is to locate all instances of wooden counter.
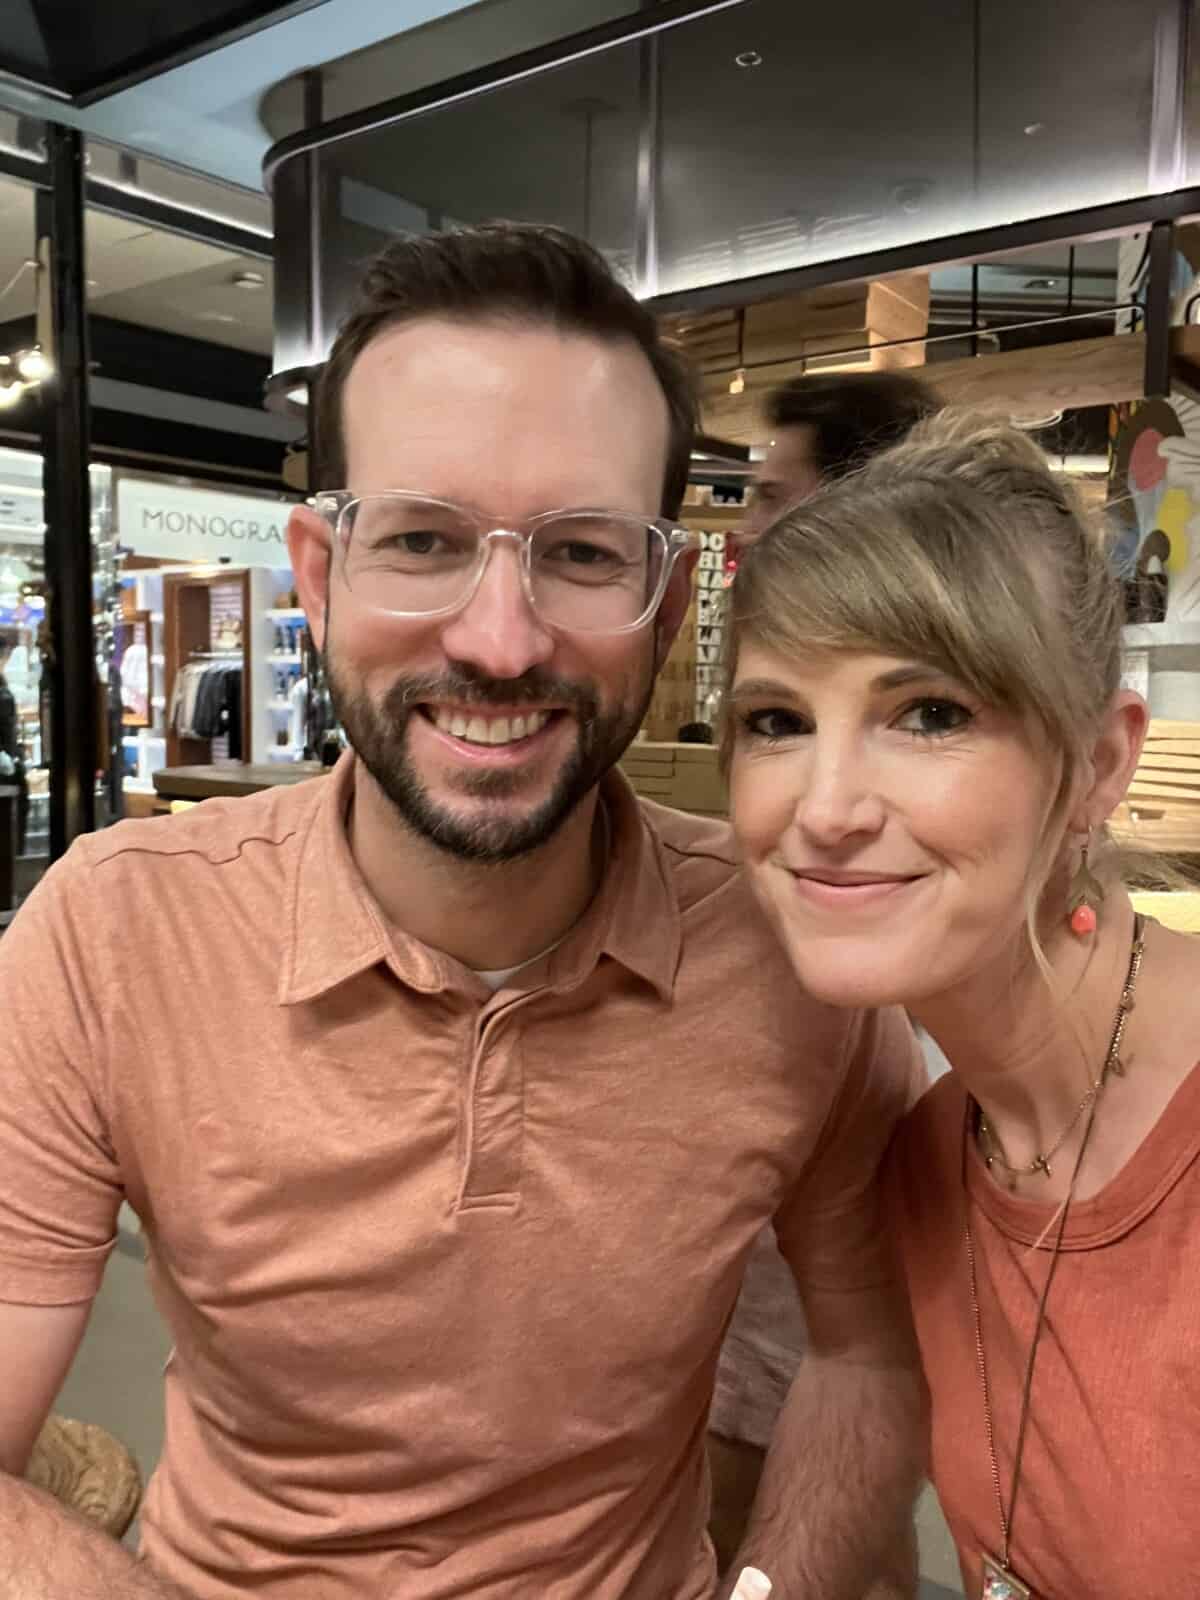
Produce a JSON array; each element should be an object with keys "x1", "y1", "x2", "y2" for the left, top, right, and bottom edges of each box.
[{"x1": 152, "y1": 762, "x2": 327, "y2": 803}]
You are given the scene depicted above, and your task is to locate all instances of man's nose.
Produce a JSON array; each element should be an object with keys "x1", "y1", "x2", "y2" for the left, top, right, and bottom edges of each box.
[{"x1": 439, "y1": 539, "x2": 556, "y2": 681}]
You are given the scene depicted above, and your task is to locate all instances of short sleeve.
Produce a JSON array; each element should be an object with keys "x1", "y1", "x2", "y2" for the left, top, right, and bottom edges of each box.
[
  {"x1": 774, "y1": 1005, "x2": 926, "y2": 1296},
  {"x1": 0, "y1": 843, "x2": 120, "y2": 1306}
]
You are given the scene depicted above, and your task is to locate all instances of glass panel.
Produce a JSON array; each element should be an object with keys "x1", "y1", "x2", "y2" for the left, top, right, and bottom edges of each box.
[
  {"x1": 261, "y1": 0, "x2": 659, "y2": 141},
  {"x1": 655, "y1": 0, "x2": 1174, "y2": 295},
  {"x1": 278, "y1": 0, "x2": 1182, "y2": 342},
  {"x1": 310, "y1": 35, "x2": 642, "y2": 361}
]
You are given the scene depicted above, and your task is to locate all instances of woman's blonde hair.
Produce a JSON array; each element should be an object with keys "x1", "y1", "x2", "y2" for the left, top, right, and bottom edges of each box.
[{"x1": 727, "y1": 409, "x2": 1130, "y2": 950}]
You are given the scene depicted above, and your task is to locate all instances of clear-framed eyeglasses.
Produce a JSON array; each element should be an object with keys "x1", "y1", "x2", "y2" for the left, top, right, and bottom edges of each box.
[{"x1": 310, "y1": 491, "x2": 697, "y2": 636}]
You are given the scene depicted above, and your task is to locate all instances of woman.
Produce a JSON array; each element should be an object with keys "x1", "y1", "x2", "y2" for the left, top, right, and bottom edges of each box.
[{"x1": 724, "y1": 412, "x2": 1200, "y2": 1599}]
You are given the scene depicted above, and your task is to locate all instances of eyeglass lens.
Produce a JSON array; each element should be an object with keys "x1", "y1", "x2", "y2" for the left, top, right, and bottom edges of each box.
[{"x1": 341, "y1": 496, "x2": 668, "y2": 630}]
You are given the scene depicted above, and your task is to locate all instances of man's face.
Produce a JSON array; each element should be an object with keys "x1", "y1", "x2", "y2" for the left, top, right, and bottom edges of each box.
[
  {"x1": 739, "y1": 423, "x2": 824, "y2": 543},
  {"x1": 289, "y1": 317, "x2": 675, "y2": 863}
]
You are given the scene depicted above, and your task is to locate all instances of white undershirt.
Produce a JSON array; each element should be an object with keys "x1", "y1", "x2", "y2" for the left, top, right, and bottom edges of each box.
[
  {"x1": 474, "y1": 939, "x2": 563, "y2": 992},
  {"x1": 470, "y1": 803, "x2": 610, "y2": 993}
]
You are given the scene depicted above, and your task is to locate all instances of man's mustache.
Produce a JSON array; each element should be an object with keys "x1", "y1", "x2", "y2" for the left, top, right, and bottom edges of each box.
[{"x1": 384, "y1": 668, "x2": 599, "y2": 718}]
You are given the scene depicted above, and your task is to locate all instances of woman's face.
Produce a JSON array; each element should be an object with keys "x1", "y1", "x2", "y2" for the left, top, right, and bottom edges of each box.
[{"x1": 729, "y1": 640, "x2": 1061, "y2": 1009}]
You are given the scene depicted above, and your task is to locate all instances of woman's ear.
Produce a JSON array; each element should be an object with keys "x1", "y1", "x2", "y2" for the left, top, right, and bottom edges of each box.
[
  {"x1": 1072, "y1": 690, "x2": 1149, "y2": 831},
  {"x1": 287, "y1": 506, "x2": 332, "y2": 653}
]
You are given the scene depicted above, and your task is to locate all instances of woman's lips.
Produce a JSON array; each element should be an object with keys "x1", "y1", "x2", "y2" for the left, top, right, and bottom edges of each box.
[{"x1": 786, "y1": 869, "x2": 925, "y2": 910}]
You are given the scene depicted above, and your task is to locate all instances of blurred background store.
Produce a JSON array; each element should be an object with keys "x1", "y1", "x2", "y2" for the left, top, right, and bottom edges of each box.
[{"x1": 5, "y1": 2, "x2": 1200, "y2": 1592}]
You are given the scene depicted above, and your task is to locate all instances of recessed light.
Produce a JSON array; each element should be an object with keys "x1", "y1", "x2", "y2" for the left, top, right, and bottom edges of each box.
[
  {"x1": 232, "y1": 270, "x2": 266, "y2": 291},
  {"x1": 1024, "y1": 277, "x2": 1059, "y2": 291},
  {"x1": 1024, "y1": 122, "x2": 1044, "y2": 136},
  {"x1": 735, "y1": 50, "x2": 763, "y2": 68}
]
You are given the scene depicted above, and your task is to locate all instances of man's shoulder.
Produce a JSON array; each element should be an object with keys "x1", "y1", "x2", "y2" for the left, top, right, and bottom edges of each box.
[
  {"x1": 72, "y1": 774, "x2": 325, "y2": 884},
  {"x1": 888, "y1": 1071, "x2": 965, "y2": 1193},
  {"x1": 636, "y1": 797, "x2": 743, "y2": 905}
]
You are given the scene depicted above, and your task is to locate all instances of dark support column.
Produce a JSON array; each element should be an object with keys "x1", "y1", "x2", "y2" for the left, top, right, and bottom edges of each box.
[
  {"x1": 38, "y1": 125, "x2": 95, "y2": 857},
  {"x1": 1144, "y1": 218, "x2": 1175, "y2": 399}
]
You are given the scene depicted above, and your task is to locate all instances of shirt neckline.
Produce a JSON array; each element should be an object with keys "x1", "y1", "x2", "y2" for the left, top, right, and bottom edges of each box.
[{"x1": 963, "y1": 1058, "x2": 1200, "y2": 1250}]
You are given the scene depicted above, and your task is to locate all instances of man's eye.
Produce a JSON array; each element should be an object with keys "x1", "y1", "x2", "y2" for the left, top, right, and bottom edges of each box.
[
  {"x1": 741, "y1": 707, "x2": 807, "y2": 741},
  {"x1": 893, "y1": 699, "x2": 973, "y2": 738}
]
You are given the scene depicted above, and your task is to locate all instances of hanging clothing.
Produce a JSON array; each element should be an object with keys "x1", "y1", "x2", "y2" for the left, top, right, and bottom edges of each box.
[
  {"x1": 170, "y1": 660, "x2": 243, "y2": 758},
  {"x1": 120, "y1": 642, "x2": 149, "y2": 722}
]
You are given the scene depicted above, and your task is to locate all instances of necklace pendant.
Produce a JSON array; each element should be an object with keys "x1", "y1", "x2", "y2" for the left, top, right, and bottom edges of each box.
[
  {"x1": 981, "y1": 1551, "x2": 1033, "y2": 1598},
  {"x1": 1032, "y1": 1155, "x2": 1052, "y2": 1178}
]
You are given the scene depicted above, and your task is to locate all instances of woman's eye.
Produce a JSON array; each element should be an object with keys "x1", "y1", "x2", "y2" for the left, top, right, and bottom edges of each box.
[
  {"x1": 742, "y1": 707, "x2": 808, "y2": 741},
  {"x1": 894, "y1": 698, "x2": 973, "y2": 738}
]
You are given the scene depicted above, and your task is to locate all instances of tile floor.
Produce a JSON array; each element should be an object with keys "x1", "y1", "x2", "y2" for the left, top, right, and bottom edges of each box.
[{"x1": 53, "y1": 1236, "x2": 964, "y2": 1598}]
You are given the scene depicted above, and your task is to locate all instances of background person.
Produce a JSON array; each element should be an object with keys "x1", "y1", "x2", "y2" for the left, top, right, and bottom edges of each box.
[{"x1": 725, "y1": 411, "x2": 1200, "y2": 1596}]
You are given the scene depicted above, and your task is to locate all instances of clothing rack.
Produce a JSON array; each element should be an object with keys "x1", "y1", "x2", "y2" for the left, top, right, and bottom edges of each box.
[{"x1": 189, "y1": 649, "x2": 244, "y2": 660}]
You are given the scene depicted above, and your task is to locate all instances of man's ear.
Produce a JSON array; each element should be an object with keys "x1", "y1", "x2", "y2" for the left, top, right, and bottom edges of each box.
[
  {"x1": 1070, "y1": 690, "x2": 1149, "y2": 832},
  {"x1": 287, "y1": 506, "x2": 332, "y2": 653},
  {"x1": 652, "y1": 548, "x2": 698, "y2": 673}
]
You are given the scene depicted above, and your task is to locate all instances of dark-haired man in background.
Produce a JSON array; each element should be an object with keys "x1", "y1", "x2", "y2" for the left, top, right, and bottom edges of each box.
[
  {"x1": 0, "y1": 226, "x2": 924, "y2": 1600},
  {"x1": 739, "y1": 370, "x2": 937, "y2": 545},
  {"x1": 709, "y1": 369, "x2": 938, "y2": 1576}
]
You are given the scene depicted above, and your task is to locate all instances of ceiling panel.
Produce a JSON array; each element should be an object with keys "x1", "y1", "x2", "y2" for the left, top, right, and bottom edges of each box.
[{"x1": 0, "y1": 174, "x2": 273, "y2": 354}]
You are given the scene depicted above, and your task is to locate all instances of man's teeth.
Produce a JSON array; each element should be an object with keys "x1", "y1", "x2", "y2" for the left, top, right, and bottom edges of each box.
[{"x1": 431, "y1": 708, "x2": 551, "y2": 745}]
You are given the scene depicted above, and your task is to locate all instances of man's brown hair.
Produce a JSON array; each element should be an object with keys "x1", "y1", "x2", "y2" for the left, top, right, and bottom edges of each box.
[{"x1": 315, "y1": 221, "x2": 697, "y2": 517}]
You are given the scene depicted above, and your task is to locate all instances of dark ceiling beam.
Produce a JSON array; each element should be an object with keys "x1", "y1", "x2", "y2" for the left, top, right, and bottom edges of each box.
[
  {"x1": 0, "y1": 148, "x2": 271, "y2": 260},
  {"x1": 84, "y1": 178, "x2": 272, "y2": 260}
]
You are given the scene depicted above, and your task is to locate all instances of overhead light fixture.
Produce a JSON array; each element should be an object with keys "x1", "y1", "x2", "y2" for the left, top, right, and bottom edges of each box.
[
  {"x1": 735, "y1": 50, "x2": 763, "y2": 68},
  {"x1": 1024, "y1": 122, "x2": 1044, "y2": 136},
  {"x1": 286, "y1": 384, "x2": 308, "y2": 405},
  {"x1": 729, "y1": 307, "x2": 747, "y2": 395},
  {"x1": 0, "y1": 382, "x2": 24, "y2": 409},
  {"x1": 232, "y1": 270, "x2": 266, "y2": 291},
  {"x1": 16, "y1": 348, "x2": 50, "y2": 382},
  {"x1": 1023, "y1": 277, "x2": 1059, "y2": 291}
]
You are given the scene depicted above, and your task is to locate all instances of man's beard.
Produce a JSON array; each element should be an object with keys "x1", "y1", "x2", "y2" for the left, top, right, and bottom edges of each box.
[{"x1": 326, "y1": 654, "x2": 653, "y2": 864}]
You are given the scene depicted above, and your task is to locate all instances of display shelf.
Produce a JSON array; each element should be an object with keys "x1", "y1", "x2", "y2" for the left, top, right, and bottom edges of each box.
[
  {"x1": 267, "y1": 699, "x2": 293, "y2": 712},
  {"x1": 1122, "y1": 620, "x2": 1200, "y2": 650},
  {"x1": 266, "y1": 608, "x2": 306, "y2": 620},
  {"x1": 269, "y1": 652, "x2": 302, "y2": 664}
]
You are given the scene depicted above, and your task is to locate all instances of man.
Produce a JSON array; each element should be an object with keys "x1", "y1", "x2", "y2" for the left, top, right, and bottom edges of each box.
[
  {"x1": 0, "y1": 224, "x2": 924, "y2": 1600},
  {"x1": 738, "y1": 369, "x2": 938, "y2": 544},
  {"x1": 709, "y1": 369, "x2": 938, "y2": 1573}
]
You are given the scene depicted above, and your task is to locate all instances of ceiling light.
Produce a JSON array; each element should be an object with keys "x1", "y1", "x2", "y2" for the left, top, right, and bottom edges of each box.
[
  {"x1": 286, "y1": 384, "x2": 308, "y2": 405},
  {"x1": 1024, "y1": 122, "x2": 1044, "y2": 136},
  {"x1": 728, "y1": 369, "x2": 746, "y2": 396},
  {"x1": 232, "y1": 270, "x2": 266, "y2": 291},
  {"x1": 735, "y1": 50, "x2": 763, "y2": 68},
  {"x1": 1023, "y1": 277, "x2": 1059, "y2": 291},
  {"x1": 0, "y1": 382, "x2": 24, "y2": 409},
  {"x1": 16, "y1": 349, "x2": 50, "y2": 382}
]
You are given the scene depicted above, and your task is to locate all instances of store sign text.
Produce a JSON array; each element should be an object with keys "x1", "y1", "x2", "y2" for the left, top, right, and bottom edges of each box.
[{"x1": 117, "y1": 478, "x2": 293, "y2": 566}]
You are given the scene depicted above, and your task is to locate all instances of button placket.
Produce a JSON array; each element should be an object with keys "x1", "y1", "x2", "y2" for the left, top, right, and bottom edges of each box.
[{"x1": 456, "y1": 997, "x2": 529, "y2": 1212}]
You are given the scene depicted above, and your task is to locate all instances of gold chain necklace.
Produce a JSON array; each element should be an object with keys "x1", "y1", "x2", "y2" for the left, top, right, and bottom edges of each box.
[
  {"x1": 964, "y1": 913, "x2": 1146, "y2": 1600},
  {"x1": 976, "y1": 926, "x2": 1143, "y2": 1186}
]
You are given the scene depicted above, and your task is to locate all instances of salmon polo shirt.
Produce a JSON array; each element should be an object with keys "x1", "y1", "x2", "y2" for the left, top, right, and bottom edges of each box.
[{"x1": 0, "y1": 754, "x2": 920, "y2": 1600}]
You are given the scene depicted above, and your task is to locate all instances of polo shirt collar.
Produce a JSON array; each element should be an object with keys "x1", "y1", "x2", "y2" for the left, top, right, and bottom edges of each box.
[{"x1": 279, "y1": 755, "x2": 681, "y2": 1006}]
